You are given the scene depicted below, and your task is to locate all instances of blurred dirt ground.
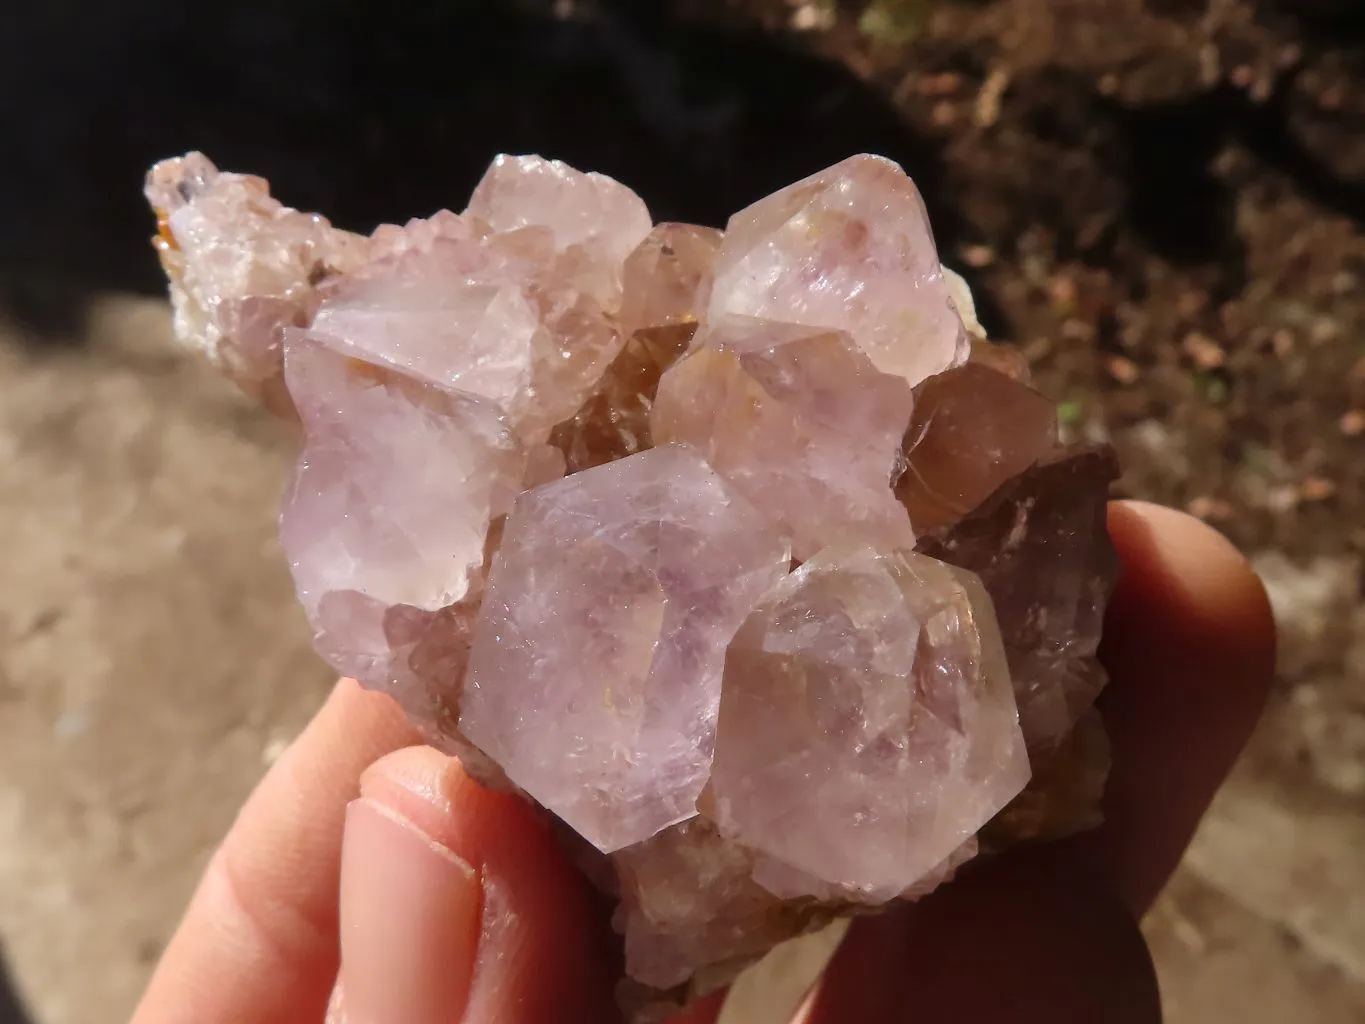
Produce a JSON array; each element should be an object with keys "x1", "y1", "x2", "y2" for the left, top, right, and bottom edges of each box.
[
  {"x1": 0, "y1": 301, "x2": 336, "y2": 1022},
  {"x1": 2, "y1": 2, "x2": 1365, "y2": 1022}
]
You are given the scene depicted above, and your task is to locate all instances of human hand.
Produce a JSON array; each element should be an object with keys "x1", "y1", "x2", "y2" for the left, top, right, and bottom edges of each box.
[{"x1": 130, "y1": 501, "x2": 1275, "y2": 1024}]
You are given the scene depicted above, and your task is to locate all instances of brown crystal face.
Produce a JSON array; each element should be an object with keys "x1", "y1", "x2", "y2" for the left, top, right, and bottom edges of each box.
[
  {"x1": 548, "y1": 322, "x2": 697, "y2": 472},
  {"x1": 618, "y1": 223, "x2": 723, "y2": 337},
  {"x1": 895, "y1": 361, "x2": 1059, "y2": 535},
  {"x1": 922, "y1": 446, "x2": 1122, "y2": 753},
  {"x1": 548, "y1": 223, "x2": 722, "y2": 473}
]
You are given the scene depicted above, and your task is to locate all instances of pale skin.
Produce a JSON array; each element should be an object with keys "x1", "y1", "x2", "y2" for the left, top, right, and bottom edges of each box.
[{"x1": 130, "y1": 501, "x2": 1276, "y2": 1024}]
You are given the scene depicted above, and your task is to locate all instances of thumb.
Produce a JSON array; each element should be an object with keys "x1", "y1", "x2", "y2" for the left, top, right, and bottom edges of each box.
[{"x1": 331, "y1": 746, "x2": 618, "y2": 1024}]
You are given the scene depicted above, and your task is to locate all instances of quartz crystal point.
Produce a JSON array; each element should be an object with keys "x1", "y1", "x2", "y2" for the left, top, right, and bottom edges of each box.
[
  {"x1": 708, "y1": 154, "x2": 969, "y2": 388},
  {"x1": 467, "y1": 153, "x2": 653, "y2": 269},
  {"x1": 279, "y1": 339, "x2": 525, "y2": 745},
  {"x1": 652, "y1": 318, "x2": 915, "y2": 560},
  {"x1": 922, "y1": 446, "x2": 1121, "y2": 755},
  {"x1": 460, "y1": 444, "x2": 790, "y2": 853},
  {"x1": 944, "y1": 267, "x2": 986, "y2": 343},
  {"x1": 549, "y1": 224, "x2": 722, "y2": 472},
  {"x1": 144, "y1": 150, "x2": 1124, "y2": 1018},
  {"x1": 144, "y1": 153, "x2": 368, "y2": 411},
  {"x1": 896, "y1": 362, "x2": 1059, "y2": 534},
  {"x1": 549, "y1": 324, "x2": 695, "y2": 473},
  {"x1": 306, "y1": 216, "x2": 629, "y2": 444},
  {"x1": 708, "y1": 546, "x2": 1029, "y2": 902},
  {"x1": 617, "y1": 223, "x2": 724, "y2": 338}
]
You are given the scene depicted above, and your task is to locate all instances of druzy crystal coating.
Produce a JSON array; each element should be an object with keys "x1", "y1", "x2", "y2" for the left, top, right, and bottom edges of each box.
[{"x1": 146, "y1": 151, "x2": 1120, "y2": 1011}]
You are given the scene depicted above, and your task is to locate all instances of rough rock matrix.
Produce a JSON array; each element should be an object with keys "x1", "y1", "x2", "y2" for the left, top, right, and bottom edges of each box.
[{"x1": 146, "y1": 151, "x2": 1120, "y2": 1016}]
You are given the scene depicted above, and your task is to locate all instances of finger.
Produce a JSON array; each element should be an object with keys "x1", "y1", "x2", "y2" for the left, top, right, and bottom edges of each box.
[
  {"x1": 1079, "y1": 500, "x2": 1276, "y2": 913},
  {"x1": 335, "y1": 745, "x2": 619, "y2": 1024},
  {"x1": 807, "y1": 847, "x2": 1161, "y2": 1024},
  {"x1": 132, "y1": 679, "x2": 421, "y2": 1024}
]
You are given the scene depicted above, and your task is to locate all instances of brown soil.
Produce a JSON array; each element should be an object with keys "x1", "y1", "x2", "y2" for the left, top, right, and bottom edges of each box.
[{"x1": 0, "y1": 2, "x2": 1362, "y2": 1022}]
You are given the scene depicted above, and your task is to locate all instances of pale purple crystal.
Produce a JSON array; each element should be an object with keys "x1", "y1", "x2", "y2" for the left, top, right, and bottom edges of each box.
[
  {"x1": 467, "y1": 153, "x2": 653, "y2": 273},
  {"x1": 305, "y1": 224, "x2": 624, "y2": 443},
  {"x1": 708, "y1": 546, "x2": 1029, "y2": 902},
  {"x1": 144, "y1": 153, "x2": 369, "y2": 410},
  {"x1": 280, "y1": 339, "x2": 525, "y2": 738},
  {"x1": 460, "y1": 444, "x2": 790, "y2": 853},
  {"x1": 651, "y1": 318, "x2": 915, "y2": 560},
  {"x1": 707, "y1": 154, "x2": 969, "y2": 388}
]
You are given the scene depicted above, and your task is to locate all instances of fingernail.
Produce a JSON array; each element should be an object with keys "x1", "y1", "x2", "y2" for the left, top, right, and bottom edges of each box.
[{"x1": 340, "y1": 797, "x2": 483, "y2": 1024}]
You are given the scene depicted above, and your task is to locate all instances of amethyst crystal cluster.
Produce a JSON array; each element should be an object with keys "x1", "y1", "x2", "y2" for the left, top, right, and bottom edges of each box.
[{"x1": 146, "y1": 151, "x2": 1119, "y2": 1013}]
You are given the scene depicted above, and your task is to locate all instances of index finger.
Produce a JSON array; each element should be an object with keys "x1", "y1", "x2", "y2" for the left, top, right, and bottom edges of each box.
[{"x1": 131, "y1": 679, "x2": 419, "y2": 1024}]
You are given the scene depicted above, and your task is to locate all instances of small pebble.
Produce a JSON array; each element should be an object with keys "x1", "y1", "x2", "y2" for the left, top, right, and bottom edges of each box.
[
  {"x1": 1105, "y1": 354, "x2": 1140, "y2": 385},
  {"x1": 1183, "y1": 332, "x2": 1225, "y2": 370},
  {"x1": 1300, "y1": 478, "x2": 1337, "y2": 502}
]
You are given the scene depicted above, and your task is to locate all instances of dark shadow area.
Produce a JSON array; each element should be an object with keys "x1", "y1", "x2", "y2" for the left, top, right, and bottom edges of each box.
[
  {"x1": 0, "y1": 948, "x2": 32, "y2": 1024},
  {"x1": 1113, "y1": 88, "x2": 1244, "y2": 271},
  {"x1": 1103, "y1": 68, "x2": 1365, "y2": 291},
  {"x1": 1281, "y1": 0, "x2": 1365, "y2": 41},
  {"x1": 0, "y1": 0, "x2": 950, "y2": 343},
  {"x1": 6, "y1": 2, "x2": 1361, "y2": 347},
  {"x1": 1240, "y1": 67, "x2": 1365, "y2": 225}
]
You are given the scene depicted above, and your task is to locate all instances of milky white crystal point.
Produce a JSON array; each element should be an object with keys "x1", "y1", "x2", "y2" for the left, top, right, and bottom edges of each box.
[
  {"x1": 279, "y1": 339, "x2": 525, "y2": 727},
  {"x1": 460, "y1": 444, "x2": 790, "y2": 853},
  {"x1": 943, "y1": 266, "x2": 986, "y2": 342},
  {"x1": 467, "y1": 153, "x2": 653, "y2": 269},
  {"x1": 144, "y1": 153, "x2": 368, "y2": 409},
  {"x1": 651, "y1": 318, "x2": 914, "y2": 560},
  {"x1": 708, "y1": 546, "x2": 1029, "y2": 901},
  {"x1": 707, "y1": 154, "x2": 968, "y2": 388}
]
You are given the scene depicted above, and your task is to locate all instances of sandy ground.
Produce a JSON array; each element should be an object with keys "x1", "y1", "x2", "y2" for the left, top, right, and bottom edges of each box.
[
  {"x1": 0, "y1": 300, "x2": 333, "y2": 1021},
  {"x1": 1, "y1": 297, "x2": 1363, "y2": 1022}
]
